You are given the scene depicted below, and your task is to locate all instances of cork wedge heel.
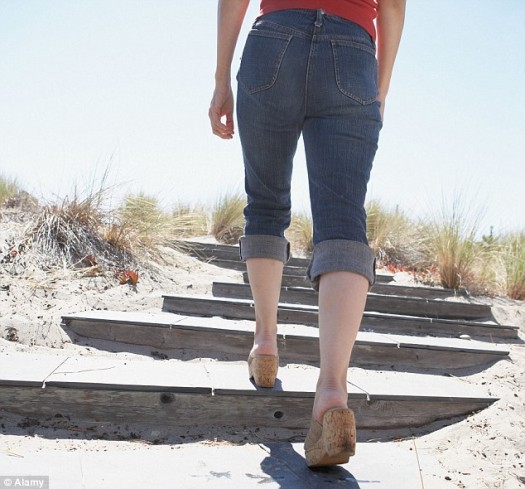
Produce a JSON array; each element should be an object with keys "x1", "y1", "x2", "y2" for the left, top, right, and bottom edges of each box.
[
  {"x1": 247, "y1": 354, "x2": 279, "y2": 388},
  {"x1": 304, "y1": 407, "x2": 356, "y2": 468}
]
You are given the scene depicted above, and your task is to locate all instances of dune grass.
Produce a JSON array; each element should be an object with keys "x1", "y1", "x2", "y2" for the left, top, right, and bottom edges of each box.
[
  {"x1": 104, "y1": 193, "x2": 172, "y2": 254},
  {"x1": 366, "y1": 200, "x2": 428, "y2": 268},
  {"x1": 4, "y1": 174, "x2": 524, "y2": 300},
  {"x1": 287, "y1": 212, "x2": 313, "y2": 256},
  {"x1": 0, "y1": 175, "x2": 22, "y2": 206},
  {"x1": 31, "y1": 190, "x2": 110, "y2": 268},
  {"x1": 501, "y1": 232, "x2": 525, "y2": 300},
  {"x1": 425, "y1": 195, "x2": 483, "y2": 290},
  {"x1": 28, "y1": 168, "x2": 133, "y2": 269},
  {"x1": 210, "y1": 192, "x2": 245, "y2": 244},
  {"x1": 172, "y1": 203, "x2": 209, "y2": 237}
]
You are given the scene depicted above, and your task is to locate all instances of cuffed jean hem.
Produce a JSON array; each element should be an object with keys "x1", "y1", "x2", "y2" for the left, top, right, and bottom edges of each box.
[
  {"x1": 239, "y1": 235, "x2": 291, "y2": 264},
  {"x1": 307, "y1": 239, "x2": 376, "y2": 292}
]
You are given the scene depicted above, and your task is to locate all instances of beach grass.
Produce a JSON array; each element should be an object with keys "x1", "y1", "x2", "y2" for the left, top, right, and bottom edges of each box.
[
  {"x1": 287, "y1": 212, "x2": 313, "y2": 255},
  {"x1": 105, "y1": 193, "x2": 172, "y2": 253},
  {"x1": 502, "y1": 232, "x2": 525, "y2": 300},
  {"x1": 30, "y1": 190, "x2": 110, "y2": 268},
  {"x1": 366, "y1": 200, "x2": 428, "y2": 269},
  {"x1": 2, "y1": 183, "x2": 524, "y2": 299},
  {"x1": 0, "y1": 175, "x2": 22, "y2": 206},
  {"x1": 171, "y1": 203, "x2": 209, "y2": 238},
  {"x1": 210, "y1": 192, "x2": 245, "y2": 244},
  {"x1": 425, "y1": 195, "x2": 483, "y2": 290}
]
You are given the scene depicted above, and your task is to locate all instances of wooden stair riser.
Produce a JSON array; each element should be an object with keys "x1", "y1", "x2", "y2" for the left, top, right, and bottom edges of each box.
[
  {"x1": 247, "y1": 273, "x2": 468, "y2": 299},
  {"x1": 0, "y1": 386, "x2": 493, "y2": 432},
  {"x1": 161, "y1": 296, "x2": 518, "y2": 339},
  {"x1": 63, "y1": 318, "x2": 509, "y2": 372},
  {"x1": 206, "y1": 258, "x2": 394, "y2": 283},
  {"x1": 179, "y1": 243, "x2": 307, "y2": 268},
  {"x1": 213, "y1": 282, "x2": 492, "y2": 321}
]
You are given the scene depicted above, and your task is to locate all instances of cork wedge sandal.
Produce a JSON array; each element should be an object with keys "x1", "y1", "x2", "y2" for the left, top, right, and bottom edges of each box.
[
  {"x1": 247, "y1": 354, "x2": 279, "y2": 388},
  {"x1": 304, "y1": 407, "x2": 356, "y2": 468}
]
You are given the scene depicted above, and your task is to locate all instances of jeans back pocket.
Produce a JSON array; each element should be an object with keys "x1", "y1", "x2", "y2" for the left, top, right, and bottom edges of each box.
[
  {"x1": 331, "y1": 39, "x2": 378, "y2": 105},
  {"x1": 237, "y1": 30, "x2": 293, "y2": 94}
]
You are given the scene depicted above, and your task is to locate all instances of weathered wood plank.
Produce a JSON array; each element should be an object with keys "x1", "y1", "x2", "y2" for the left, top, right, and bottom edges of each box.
[
  {"x1": 61, "y1": 311, "x2": 510, "y2": 372},
  {"x1": 1, "y1": 352, "x2": 496, "y2": 401},
  {"x1": 213, "y1": 282, "x2": 492, "y2": 320},
  {"x1": 161, "y1": 295, "x2": 519, "y2": 339},
  {"x1": 244, "y1": 272, "x2": 469, "y2": 299},
  {"x1": 209, "y1": 258, "x2": 394, "y2": 283},
  {"x1": 0, "y1": 386, "x2": 492, "y2": 433},
  {"x1": 0, "y1": 354, "x2": 69, "y2": 387},
  {"x1": 174, "y1": 240, "x2": 395, "y2": 283},
  {"x1": 209, "y1": 258, "x2": 305, "y2": 276},
  {"x1": 0, "y1": 353, "x2": 496, "y2": 433},
  {"x1": 46, "y1": 355, "x2": 212, "y2": 394},
  {"x1": 175, "y1": 240, "x2": 308, "y2": 268}
]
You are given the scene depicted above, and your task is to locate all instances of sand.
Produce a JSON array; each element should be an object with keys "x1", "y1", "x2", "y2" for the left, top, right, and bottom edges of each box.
[{"x1": 1, "y1": 224, "x2": 524, "y2": 488}]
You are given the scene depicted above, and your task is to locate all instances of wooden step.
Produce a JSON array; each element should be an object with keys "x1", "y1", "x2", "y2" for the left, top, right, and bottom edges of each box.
[
  {"x1": 195, "y1": 257, "x2": 395, "y2": 283},
  {"x1": 176, "y1": 240, "x2": 308, "y2": 268},
  {"x1": 0, "y1": 351, "x2": 497, "y2": 436},
  {"x1": 61, "y1": 311, "x2": 510, "y2": 372},
  {"x1": 213, "y1": 282, "x2": 492, "y2": 320},
  {"x1": 161, "y1": 295, "x2": 519, "y2": 339},
  {"x1": 175, "y1": 240, "x2": 395, "y2": 283},
  {"x1": 244, "y1": 272, "x2": 469, "y2": 300}
]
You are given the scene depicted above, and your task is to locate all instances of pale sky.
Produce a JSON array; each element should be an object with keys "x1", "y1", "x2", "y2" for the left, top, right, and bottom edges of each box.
[{"x1": 1, "y1": 1, "x2": 524, "y2": 235}]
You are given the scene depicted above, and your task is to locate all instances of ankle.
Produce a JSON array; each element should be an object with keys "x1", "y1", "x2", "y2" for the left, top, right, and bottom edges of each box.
[
  {"x1": 251, "y1": 331, "x2": 278, "y2": 357},
  {"x1": 312, "y1": 386, "x2": 348, "y2": 422}
]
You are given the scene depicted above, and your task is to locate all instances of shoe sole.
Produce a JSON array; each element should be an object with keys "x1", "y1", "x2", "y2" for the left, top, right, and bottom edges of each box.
[
  {"x1": 248, "y1": 355, "x2": 278, "y2": 388},
  {"x1": 305, "y1": 408, "x2": 356, "y2": 468}
]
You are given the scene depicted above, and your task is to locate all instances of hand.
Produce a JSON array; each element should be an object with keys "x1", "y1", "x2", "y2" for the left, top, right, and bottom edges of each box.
[
  {"x1": 377, "y1": 97, "x2": 385, "y2": 122},
  {"x1": 209, "y1": 84, "x2": 235, "y2": 139}
]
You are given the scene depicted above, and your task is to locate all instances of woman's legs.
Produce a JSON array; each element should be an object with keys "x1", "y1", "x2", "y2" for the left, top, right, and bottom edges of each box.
[
  {"x1": 234, "y1": 9, "x2": 380, "y2": 466},
  {"x1": 235, "y1": 18, "x2": 306, "y2": 368},
  {"x1": 246, "y1": 258, "x2": 283, "y2": 357},
  {"x1": 246, "y1": 258, "x2": 369, "y2": 406},
  {"x1": 313, "y1": 271, "x2": 369, "y2": 421},
  {"x1": 300, "y1": 28, "x2": 381, "y2": 423}
]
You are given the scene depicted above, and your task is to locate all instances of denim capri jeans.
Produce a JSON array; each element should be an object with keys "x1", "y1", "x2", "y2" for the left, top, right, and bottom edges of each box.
[{"x1": 236, "y1": 9, "x2": 382, "y2": 290}]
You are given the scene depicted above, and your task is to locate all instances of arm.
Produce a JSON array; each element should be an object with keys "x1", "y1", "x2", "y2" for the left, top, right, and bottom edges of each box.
[
  {"x1": 209, "y1": 0, "x2": 250, "y2": 139},
  {"x1": 376, "y1": 0, "x2": 406, "y2": 120}
]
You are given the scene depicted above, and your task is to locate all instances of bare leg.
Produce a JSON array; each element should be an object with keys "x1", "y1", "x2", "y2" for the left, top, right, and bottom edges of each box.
[
  {"x1": 246, "y1": 258, "x2": 283, "y2": 357},
  {"x1": 312, "y1": 271, "x2": 369, "y2": 422}
]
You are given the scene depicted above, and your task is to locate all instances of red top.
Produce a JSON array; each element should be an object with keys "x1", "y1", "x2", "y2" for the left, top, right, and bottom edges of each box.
[{"x1": 260, "y1": 0, "x2": 378, "y2": 40}]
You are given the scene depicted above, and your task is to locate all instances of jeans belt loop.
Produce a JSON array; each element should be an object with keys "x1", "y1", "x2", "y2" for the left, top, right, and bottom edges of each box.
[{"x1": 314, "y1": 9, "x2": 324, "y2": 28}]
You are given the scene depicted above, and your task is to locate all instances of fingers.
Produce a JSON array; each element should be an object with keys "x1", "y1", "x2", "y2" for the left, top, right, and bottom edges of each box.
[
  {"x1": 209, "y1": 86, "x2": 235, "y2": 139},
  {"x1": 209, "y1": 105, "x2": 235, "y2": 139}
]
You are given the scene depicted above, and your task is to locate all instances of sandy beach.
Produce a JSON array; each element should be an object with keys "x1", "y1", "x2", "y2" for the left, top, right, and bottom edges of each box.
[{"x1": 1, "y1": 223, "x2": 524, "y2": 488}]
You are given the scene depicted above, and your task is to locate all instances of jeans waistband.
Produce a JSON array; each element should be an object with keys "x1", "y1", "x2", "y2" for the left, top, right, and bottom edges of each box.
[{"x1": 255, "y1": 9, "x2": 374, "y2": 46}]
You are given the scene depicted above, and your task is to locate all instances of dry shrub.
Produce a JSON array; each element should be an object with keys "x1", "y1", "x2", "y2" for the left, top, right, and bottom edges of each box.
[
  {"x1": 287, "y1": 212, "x2": 313, "y2": 256},
  {"x1": 171, "y1": 203, "x2": 209, "y2": 237},
  {"x1": 425, "y1": 195, "x2": 483, "y2": 290},
  {"x1": 30, "y1": 192, "x2": 115, "y2": 268},
  {"x1": 105, "y1": 193, "x2": 171, "y2": 256},
  {"x1": 0, "y1": 175, "x2": 20, "y2": 206},
  {"x1": 366, "y1": 200, "x2": 428, "y2": 267},
  {"x1": 463, "y1": 229, "x2": 503, "y2": 296},
  {"x1": 501, "y1": 232, "x2": 525, "y2": 300},
  {"x1": 0, "y1": 177, "x2": 38, "y2": 219},
  {"x1": 211, "y1": 193, "x2": 245, "y2": 244}
]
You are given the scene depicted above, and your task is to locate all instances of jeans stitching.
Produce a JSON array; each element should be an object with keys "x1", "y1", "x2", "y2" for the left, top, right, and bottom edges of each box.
[
  {"x1": 255, "y1": 18, "x2": 311, "y2": 39},
  {"x1": 238, "y1": 33, "x2": 293, "y2": 94},
  {"x1": 332, "y1": 38, "x2": 376, "y2": 56},
  {"x1": 305, "y1": 32, "x2": 319, "y2": 112},
  {"x1": 331, "y1": 41, "x2": 378, "y2": 105}
]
